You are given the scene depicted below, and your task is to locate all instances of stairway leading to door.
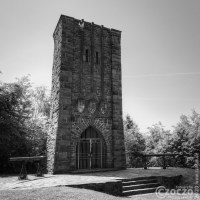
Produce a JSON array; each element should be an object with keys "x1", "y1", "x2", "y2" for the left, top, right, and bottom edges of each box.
[{"x1": 121, "y1": 176, "x2": 161, "y2": 196}]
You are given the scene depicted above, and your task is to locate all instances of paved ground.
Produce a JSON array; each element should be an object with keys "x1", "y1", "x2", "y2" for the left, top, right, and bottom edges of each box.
[
  {"x1": 0, "y1": 174, "x2": 118, "y2": 190},
  {"x1": 0, "y1": 167, "x2": 192, "y2": 190}
]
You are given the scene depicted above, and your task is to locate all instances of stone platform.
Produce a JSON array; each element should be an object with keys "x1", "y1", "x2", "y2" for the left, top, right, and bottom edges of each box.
[{"x1": 0, "y1": 168, "x2": 186, "y2": 191}]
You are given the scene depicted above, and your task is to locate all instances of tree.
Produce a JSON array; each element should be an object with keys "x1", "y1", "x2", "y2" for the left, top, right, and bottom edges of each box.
[
  {"x1": 31, "y1": 86, "x2": 50, "y2": 118},
  {"x1": 145, "y1": 122, "x2": 171, "y2": 154},
  {"x1": 169, "y1": 110, "x2": 200, "y2": 167},
  {"x1": 26, "y1": 86, "x2": 50, "y2": 156},
  {"x1": 0, "y1": 78, "x2": 32, "y2": 171},
  {"x1": 0, "y1": 76, "x2": 50, "y2": 172},
  {"x1": 124, "y1": 115, "x2": 145, "y2": 167},
  {"x1": 145, "y1": 122, "x2": 172, "y2": 167}
]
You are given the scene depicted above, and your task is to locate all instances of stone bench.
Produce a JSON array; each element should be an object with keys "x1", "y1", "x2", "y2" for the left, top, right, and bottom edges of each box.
[{"x1": 9, "y1": 156, "x2": 46, "y2": 180}]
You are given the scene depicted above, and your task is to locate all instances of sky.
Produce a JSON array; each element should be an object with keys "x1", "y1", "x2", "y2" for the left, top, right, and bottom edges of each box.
[{"x1": 0, "y1": 0, "x2": 200, "y2": 133}]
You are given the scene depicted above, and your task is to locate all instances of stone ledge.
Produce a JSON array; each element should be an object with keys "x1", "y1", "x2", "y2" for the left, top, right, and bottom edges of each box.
[
  {"x1": 68, "y1": 175, "x2": 182, "y2": 196},
  {"x1": 156, "y1": 175, "x2": 183, "y2": 189},
  {"x1": 68, "y1": 180, "x2": 122, "y2": 196}
]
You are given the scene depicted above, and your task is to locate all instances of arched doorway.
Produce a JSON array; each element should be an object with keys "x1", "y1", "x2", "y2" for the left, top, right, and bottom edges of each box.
[{"x1": 76, "y1": 126, "x2": 106, "y2": 169}]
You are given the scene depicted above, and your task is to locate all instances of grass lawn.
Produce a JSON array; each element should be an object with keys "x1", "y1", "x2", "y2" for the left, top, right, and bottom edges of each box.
[
  {"x1": 1, "y1": 187, "x2": 120, "y2": 200},
  {"x1": 0, "y1": 187, "x2": 199, "y2": 200},
  {"x1": 0, "y1": 167, "x2": 199, "y2": 200}
]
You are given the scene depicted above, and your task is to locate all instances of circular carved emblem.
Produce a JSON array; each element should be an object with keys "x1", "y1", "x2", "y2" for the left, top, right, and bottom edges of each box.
[
  {"x1": 77, "y1": 99, "x2": 85, "y2": 113},
  {"x1": 88, "y1": 100, "x2": 96, "y2": 114}
]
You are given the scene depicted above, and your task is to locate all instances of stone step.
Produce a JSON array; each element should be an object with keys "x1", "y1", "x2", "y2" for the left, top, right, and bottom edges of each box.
[
  {"x1": 123, "y1": 182, "x2": 160, "y2": 191},
  {"x1": 71, "y1": 168, "x2": 116, "y2": 174},
  {"x1": 121, "y1": 176, "x2": 157, "y2": 182},
  {"x1": 122, "y1": 187, "x2": 157, "y2": 196},
  {"x1": 122, "y1": 179, "x2": 158, "y2": 186}
]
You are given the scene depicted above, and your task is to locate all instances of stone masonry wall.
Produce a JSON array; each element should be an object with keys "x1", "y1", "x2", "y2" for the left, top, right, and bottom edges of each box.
[
  {"x1": 47, "y1": 15, "x2": 126, "y2": 173},
  {"x1": 111, "y1": 30, "x2": 126, "y2": 169},
  {"x1": 46, "y1": 20, "x2": 62, "y2": 174}
]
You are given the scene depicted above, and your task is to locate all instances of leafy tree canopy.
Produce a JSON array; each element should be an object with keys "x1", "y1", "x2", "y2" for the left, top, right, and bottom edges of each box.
[{"x1": 0, "y1": 76, "x2": 50, "y2": 172}]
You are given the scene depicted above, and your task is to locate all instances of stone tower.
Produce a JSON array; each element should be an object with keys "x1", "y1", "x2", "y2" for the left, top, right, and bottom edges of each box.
[{"x1": 47, "y1": 15, "x2": 126, "y2": 173}]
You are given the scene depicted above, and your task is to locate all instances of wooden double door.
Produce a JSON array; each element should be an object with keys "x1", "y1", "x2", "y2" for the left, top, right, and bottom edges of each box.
[{"x1": 76, "y1": 127, "x2": 106, "y2": 169}]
